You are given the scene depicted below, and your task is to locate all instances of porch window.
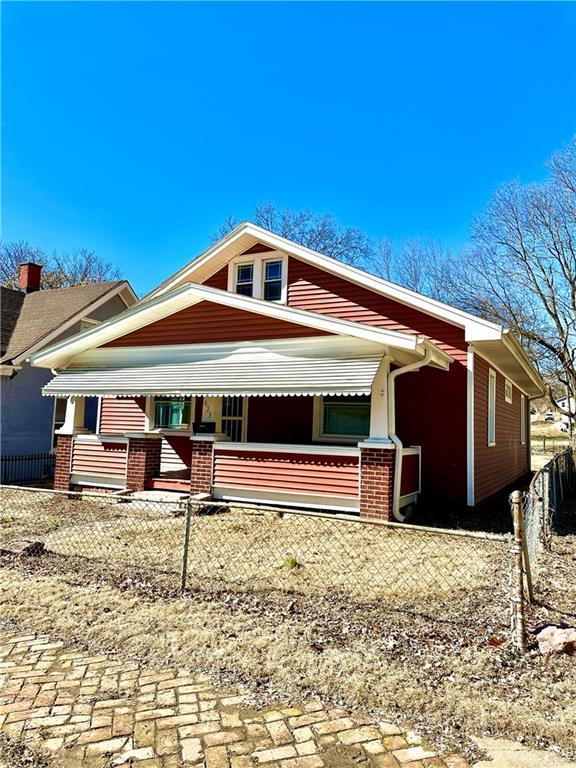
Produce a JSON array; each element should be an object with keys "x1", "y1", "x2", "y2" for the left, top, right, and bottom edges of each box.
[
  {"x1": 235, "y1": 264, "x2": 254, "y2": 297},
  {"x1": 263, "y1": 260, "x2": 283, "y2": 301},
  {"x1": 488, "y1": 369, "x2": 496, "y2": 446},
  {"x1": 318, "y1": 396, "x2": 370, "y2": 440},
  {"x1": 154, "y1": 397, "x2": 191, "y2": 430},
  {"x1": 221, "y1": 396, "x2": 246, "y2": 442},
  {"x1": 520, "y1": 395, "x2": 526, "y2": 444}
]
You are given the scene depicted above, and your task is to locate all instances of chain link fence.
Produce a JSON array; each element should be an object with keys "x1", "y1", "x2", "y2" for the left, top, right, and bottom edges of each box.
[
  {"x1": 0, "y1": 485, "x2": 510, "y2": 609},
  {"x1": 509, "y1": 446, "x2": 575, "y2": 651},
  {"x1": 525, "y1": 446, "x2": 575, "y2": 558}
]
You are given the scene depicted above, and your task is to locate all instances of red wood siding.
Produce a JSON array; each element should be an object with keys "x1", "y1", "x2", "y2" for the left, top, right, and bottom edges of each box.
[
  {"x1": 287, "y1": 258, "x2": 467, "y2": 358},
  {"x1": 99, "y1": 397, "x2": 146, "y2": 434},
  {"x1": 400, "y1": 452, "x2": 420, "y2": 497},
  {"x1": 71, "y1": 439, "x2": 127, "y2": 478},
  {"x1": 102, "y1": 302, "x2": 329, "y2": 347},
  {"x1": 247, "y1": 396, "x2": 314, "y2": 444},
  {"x1": 285, "y1": 257, "x2": 469, "y2": 502},
  {"x1": 160, "y1": 435, "x2": 192, "y2": 472},
  {"x1": 213, "y1": 449, "x2": 359, "y2": 497},
  {"x1": 474, "y1": 354, "x2": 530, "y2": 503},
  {"x1": 203, "y1": 267, "x2": 228, "y2": 289}
]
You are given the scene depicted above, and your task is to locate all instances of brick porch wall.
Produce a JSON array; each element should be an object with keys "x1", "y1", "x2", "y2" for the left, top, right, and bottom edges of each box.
[
  {"x1": 126, "y1": 437, "x2": 162, "y2": 492},
  {"x1": 190, "y1": 440, "x2": 214, "y2": 495},
  {"x1": 359, "y1": 446, "x2": 395, "y2": 521},
  {"x1": 54, "y1": 434, "x2": 73, "y2": 491}
]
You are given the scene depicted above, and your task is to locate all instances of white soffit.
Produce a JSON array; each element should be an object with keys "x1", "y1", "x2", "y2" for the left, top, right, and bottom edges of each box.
[
  {"x1": 29, "y1": 283, "x2": 424, "y2": 370},
  {"x1": 473, "y1": 338, "x2": 545, "y2": 398}
]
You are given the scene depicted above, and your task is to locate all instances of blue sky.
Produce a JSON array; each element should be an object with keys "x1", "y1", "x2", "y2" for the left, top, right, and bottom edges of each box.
[{"x1": 3, "y1": 1, "x2": 575, "y2": 296}]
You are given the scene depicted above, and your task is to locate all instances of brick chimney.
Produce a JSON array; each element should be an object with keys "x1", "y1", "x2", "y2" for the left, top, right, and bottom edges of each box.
[{"x1": 18, "y1": 262, "x2": 42, "y2": 293}]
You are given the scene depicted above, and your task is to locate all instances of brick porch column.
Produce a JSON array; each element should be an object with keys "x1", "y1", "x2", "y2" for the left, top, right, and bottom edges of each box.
[
  {"x1": 54, "y1": 434, "x2": 73, "y2": 491},
  {"x1": 190, "y1": 438, "x2": 215, "y2": 495},
  {"x1": 359, "y1": 444, "x2": 396, "y2": 520},
  {"x1": 126, "y1": 434, "x2": 162, "y2": 492}
]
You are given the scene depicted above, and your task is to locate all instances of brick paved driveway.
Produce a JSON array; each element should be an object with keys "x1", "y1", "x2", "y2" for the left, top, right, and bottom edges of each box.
[{"x1": 0, "y1": 631, "x2": 469, "y2": 768}]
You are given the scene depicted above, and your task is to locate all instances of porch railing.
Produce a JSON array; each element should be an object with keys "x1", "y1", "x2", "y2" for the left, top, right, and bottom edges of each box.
[{"x1": 213, "y1": 443, "x2": 361, "y2": 512}]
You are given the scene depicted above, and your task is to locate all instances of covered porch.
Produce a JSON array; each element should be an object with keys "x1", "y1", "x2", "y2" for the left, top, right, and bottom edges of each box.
[{"x1": 45, "y1": 334, "x2": 451, "y2": 520}]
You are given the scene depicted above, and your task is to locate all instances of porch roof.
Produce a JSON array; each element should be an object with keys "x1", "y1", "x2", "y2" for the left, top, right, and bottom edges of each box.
[{"x1": 43, "y1": 337, "x2": 392, "y2": 398}]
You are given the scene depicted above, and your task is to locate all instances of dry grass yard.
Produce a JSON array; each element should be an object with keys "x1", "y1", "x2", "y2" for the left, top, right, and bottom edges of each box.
[
  {"x1": 0, "y1": 489, "x2": 505, "y2": 602},
  {"x1": 1, "y1": 489, "x2": 575, "y2": 762}
]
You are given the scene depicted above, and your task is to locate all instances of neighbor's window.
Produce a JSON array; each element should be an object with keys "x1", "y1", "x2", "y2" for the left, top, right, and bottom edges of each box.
[
  {"x1": 505, "y1": 379, "x2": 513, "y2": 404},
  {"x1": 154, "y1": 397, "x2": 191, "y2": 429},
  {"x1": 488, "y1": 369, "x2": 496, "y2": 446},
  {"x1": 221, "y1": 396, "x2": 246, "y2": 442},
  {"x1": 520, "y1": 395, "x2": 526, "y2": 444},
  {"x1": 321, "y1": 396, "x2": 370, "y2": 439},
  {"x1": 263, "y1": 260, "x2": 283, "y2": 301},
  {"x1": 235, "y1": 264, "x2": 254, "y2": 297}
]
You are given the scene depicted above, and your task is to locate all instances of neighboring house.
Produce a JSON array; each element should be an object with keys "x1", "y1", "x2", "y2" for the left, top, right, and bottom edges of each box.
[
  {"x1": 557, "y1": 396, "x2": 575, "y2": 414},
  {"x1": 30, "y1": 224, "x2": 544, "y2": 520},
  {"x1": 0, "y1": 262, "x2": 137, "y2": 476}
]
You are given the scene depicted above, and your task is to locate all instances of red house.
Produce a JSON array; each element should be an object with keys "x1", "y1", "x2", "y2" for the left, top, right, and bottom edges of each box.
[{"x1": 30, "y1": 223, "x2": 544, "y2": 521}]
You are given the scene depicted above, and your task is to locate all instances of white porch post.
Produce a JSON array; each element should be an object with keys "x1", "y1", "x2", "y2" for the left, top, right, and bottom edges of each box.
[
  {"x1": 365, "y1": 354, "x2": 393, "y2": 445},
  {"x1": 57, "y1": 396, "x2": 87, "y2": 435}
]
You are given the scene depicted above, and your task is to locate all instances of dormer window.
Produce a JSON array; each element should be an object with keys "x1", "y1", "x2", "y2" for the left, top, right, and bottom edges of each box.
[
  {"x1": 235, "y1": 264, "x2": 254, "y2": 297},
  {"x1": 229, "y1": 252, "x2": 287, "y2": 302},
  {"x1": 263, "y1": 260, "x2": 282, "y2": 301}
]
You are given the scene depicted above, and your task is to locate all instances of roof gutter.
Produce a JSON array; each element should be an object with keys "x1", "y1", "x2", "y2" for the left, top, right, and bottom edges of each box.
[{"x1": 387, "y1": 346, "x2": 433, "y2": 521}]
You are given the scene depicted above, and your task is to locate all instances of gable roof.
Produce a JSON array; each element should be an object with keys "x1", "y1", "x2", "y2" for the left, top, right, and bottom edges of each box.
[
  {"x1": 0, "y1": 288, "x2": 25, "y2": 357},
  {"x1": 0, "y1": 281, "x2": 136, "y2": 366},
  {"x1": 29, "y1": 281, "x2": 453, "y2": 371},
  {"x1": 146, "y1": 222, "x2": 505, "y2": 342},
  {"x1": 142, "y1": 222, "x2": 544, "y2": 396}
]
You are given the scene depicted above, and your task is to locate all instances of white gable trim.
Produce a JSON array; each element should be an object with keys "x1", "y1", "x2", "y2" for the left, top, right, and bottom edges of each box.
[
  {"x1": 12, "y1": 282, "x2": 137, "y2": 366},
  {"x1": 146, "y1": 222, "x2": 504, "y2": 342},
  {"x1": 30, "y1": 281, "x2": 453, "y2": 371}
]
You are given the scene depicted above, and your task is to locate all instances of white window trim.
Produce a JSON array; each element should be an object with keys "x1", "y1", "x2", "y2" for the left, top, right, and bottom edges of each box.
[
  {"x1": 147, "y1": 395, "x2": 195, "y2": 433},
  {"x1": 312, "y1": 395, "x2": 370, "y2": 444},
  {"x1": 221, "y1": 396, "x2": 249, "y2": 442},
  {"x1": 504, "y1": 379, "x2": 513, "y2": 404},
  {"x1": 227, "y1": 251, "x2": 288, "y2": 303},
  {"x1": 488, "y1": 368, "x2": 497, "y2": 447},
  {"x1": 520, "y1": 394, "x2": 526, "y2": 445}
]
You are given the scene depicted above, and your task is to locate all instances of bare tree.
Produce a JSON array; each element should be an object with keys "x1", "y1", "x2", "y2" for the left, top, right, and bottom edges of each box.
[
  {"x1": 212, "y1": 203, "x2": 375, "y2": 268},
  {"x1": 449, "y1": 139, "x2": 576, "y2": 418},
  {"x1": 0, "y1": 241, "x2": 45, "y2": 288},
  {"x1": 374, "y1": 237, "x2": 453, "y2": 302},
  {"x1": 0, "y1": 242, "x2": 122, "y2": 289}
]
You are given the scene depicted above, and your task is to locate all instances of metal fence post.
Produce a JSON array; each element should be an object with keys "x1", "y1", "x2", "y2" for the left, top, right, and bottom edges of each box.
[
  {"x1": 510, "y1": 490, "x2": 527, "y2": 653},
  {"x1": 181, "y1": 498, "x2": 193, "y2": 591}
]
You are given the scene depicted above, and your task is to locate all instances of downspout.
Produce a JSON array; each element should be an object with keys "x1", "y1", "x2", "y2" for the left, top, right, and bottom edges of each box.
[{"x1": 388, "y1": 345, "x2": 433, "y2": 521}]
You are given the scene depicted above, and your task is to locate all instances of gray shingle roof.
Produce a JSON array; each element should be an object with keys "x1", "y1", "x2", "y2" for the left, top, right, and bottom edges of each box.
[{"x1": 0, "y1": 281, "x2": 125, "y2": 364}]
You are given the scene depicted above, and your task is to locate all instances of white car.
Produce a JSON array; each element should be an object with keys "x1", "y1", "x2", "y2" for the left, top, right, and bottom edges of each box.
[{"x1": 544, "y1": 411, "x2": 555, "y2": 422}]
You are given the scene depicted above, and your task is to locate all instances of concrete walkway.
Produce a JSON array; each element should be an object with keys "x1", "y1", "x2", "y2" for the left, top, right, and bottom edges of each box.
[
  {"x1": 473, "y1": 738, "x2": 576, "y2": 768},
  {"x1": 0, "y1": 630, "x2": 469, "y2": 768}
]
